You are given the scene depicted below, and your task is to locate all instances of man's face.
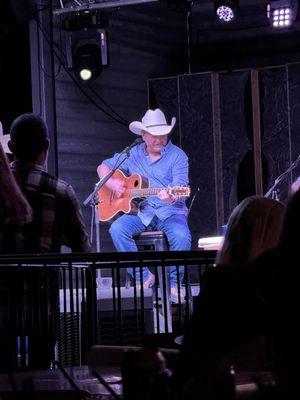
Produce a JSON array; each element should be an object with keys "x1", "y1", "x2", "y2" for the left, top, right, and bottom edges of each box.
[{"x1": 142, "y1": 132, "x2": 168, "y2": 154}]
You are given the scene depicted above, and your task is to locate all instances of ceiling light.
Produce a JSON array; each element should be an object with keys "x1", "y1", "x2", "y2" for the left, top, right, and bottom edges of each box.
[
  {"x1": 65, "y1": 28, "x2": 108, "y2": 82},
  {"x1": 267, "y1": 0, "x2": 298, "y2": 29},
  {"x1": 214, "y1": 1, "x2": 239, "y2": 23}
]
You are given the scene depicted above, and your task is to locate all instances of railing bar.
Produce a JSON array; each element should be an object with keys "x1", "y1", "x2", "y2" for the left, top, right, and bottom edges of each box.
[
  {"x1": 132, "y1": 267, "x2": 139, "y2": 346},
  {"x1": 116, "y1": 264, "x2": 123, "y2": 345},
  {"x1": 184, "y1": 265, "x2": 190, "y2": 329},
  {"x1": 19, "y1": 265, "x2": 27, "y2": 369},
  {"x1": 139, "y1": 264, "x2": 145, "y2": 343},
  {"x1": 90, "y1": 263, "x2": 98, "y2": 348},
  {"x1": 50, "y1": 264, "x2": 59, "y2": 368},
  {"x1": 68, "y1": 261, "x2": 76, "y2": 366},
  {"x1": 111, "y1": 265, "x2": 118, "y2": 344},
  {"x1": 61, "y1": 266, "x2": 68, "y2": 367},
  {"x1": 0, "y1": 252, "x2": 217, "y2": 370},
  {"x1": 75, "y1": 266, "x2": 80, "y2": 365},
  {"x1": 45, "y1": 264, "x2": 52, "y2": 368},
  {"x1": 154, "y1": 267, "x2": 160, "y2": 334},
  {"x1": 161, "y1": 266, "x2": 169, "y2": 334},
  {"x1": 92, "y1": 262, "x2": 99, "y2": 349},
  {"x1": 177, "y1": 265, "x2": 183, "y2": 328},
  {"x1": 80, "y1": 268, "x2": 87, "y2": 363},
  {"x1": 0, "y1": 250, "x2": 217, "y2": 265}
]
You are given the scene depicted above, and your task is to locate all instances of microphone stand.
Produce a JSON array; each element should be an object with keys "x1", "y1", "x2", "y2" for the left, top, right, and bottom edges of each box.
[
  {"x1": 264, "y1": 154, "x2": 300, "y2": 199},
  {"x1": 83, "y1": 153, "x2": 130, "y2": 281}
]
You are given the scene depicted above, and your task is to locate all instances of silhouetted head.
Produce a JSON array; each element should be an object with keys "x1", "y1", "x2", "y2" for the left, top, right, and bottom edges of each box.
[
  {"x1": 216, "y1": 196, "x2": 285, "y2": 268},
  {"x1": 9, "y1": 113, "x2": 49, "y2": 163}
]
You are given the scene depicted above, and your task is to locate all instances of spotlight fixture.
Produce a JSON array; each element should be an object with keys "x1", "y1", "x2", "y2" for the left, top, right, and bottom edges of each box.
[
  {"x1": 267, "y1": 0, "x2": 298, "y2": 28},
  {"x1": 65, "y1": 29, "x2": 108, "y2": 82},
  {"x1": 214, "y1": 1, "x2": 239, "y2": 23},
  {"x1": 64, "y1": 11, "x2": 108, "y2": 82}
]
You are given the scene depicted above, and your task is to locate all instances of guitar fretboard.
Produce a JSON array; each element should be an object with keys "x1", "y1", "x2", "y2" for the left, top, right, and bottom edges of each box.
[
  {"x1": 129, "y1": 188, "x2": 164, "y2": 197},
  {"x1": 128, "y1": 187, "x2": 189, "y2": 198}
]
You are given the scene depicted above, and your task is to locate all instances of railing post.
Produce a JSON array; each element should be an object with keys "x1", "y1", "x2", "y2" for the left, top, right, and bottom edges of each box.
[{"x1": 85, "y1": 264, "x2": 98, "y2": 358}]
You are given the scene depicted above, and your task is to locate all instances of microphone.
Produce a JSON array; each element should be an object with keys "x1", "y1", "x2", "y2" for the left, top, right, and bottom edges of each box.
[{"x1": 122, "y1": 137, "x2": 143, "y2": 154}]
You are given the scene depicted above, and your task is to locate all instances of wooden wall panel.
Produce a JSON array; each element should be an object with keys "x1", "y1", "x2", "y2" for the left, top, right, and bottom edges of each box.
[
  {"x1": 219, "y1": 71, "x2": 251, "y2": 221},
  {"x1": 251, "y1": 70, "x2": 263, "y2": 196},
  {"x1": 148, "y1": 77, "x2": 180, "y2": 144},
  {"x1": 260, "y1": 67, "x2": 290, "y2": 200},
  {"x1": 179, "y1": 74, "x2": 215, "y2": 243},
  {"x1": 287, "y1": 63, "x2": 300, "y2": 183},
  {"x1": 149, "y1": 73, "x2": 215, "y2": 246},
  {"x1": 211, "y1": 73, "x2": 223, "y2": 232}
]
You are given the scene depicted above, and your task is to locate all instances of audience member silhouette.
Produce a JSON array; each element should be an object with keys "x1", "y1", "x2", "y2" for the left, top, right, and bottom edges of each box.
[
  {"x1": 1, "y1": 144, "x2": 32, "y2": 371},
  {"x1": 215, "y1": 196, "x2": 285, "y2": 373},
  {"x1": 176, "y1": 195, "x2": 298, "y2": 400},
  {"x1": 216, "y1": 196, "x2": 285, "y2": 268},
  {"x1": 3, "y1": 113, "x2": 90, "y2": 253},
  {"x1": 0, "y1": 143, "x2": 32, "y2": 246},
  {"x1": 1, "y1": 114, "x2": 90, "y2": 371}
]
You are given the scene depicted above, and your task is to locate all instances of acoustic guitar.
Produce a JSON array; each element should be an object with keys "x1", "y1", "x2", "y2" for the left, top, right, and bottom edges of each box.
[{"x1": 98, "y1": 169, "x2": 190, "y2": 222}]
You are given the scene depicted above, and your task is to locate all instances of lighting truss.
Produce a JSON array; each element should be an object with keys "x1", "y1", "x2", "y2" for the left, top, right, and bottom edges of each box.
[{"x1": 53, "y1": 0, "x2": 159, "y2": 16}]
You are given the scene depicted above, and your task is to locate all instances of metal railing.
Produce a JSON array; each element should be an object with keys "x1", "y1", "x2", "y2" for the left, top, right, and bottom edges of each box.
[{"x1": 0, "y1": 250, "x2": 216, "y2": 371}]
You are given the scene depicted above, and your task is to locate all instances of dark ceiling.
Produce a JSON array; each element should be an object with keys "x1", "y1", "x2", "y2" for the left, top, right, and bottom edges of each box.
[
  {"x1": 190, "y1": 0, "x2": 300, "y2": 70},
  {"x1": 51, "y1": 0, "x2": 300, "y2": 70}
]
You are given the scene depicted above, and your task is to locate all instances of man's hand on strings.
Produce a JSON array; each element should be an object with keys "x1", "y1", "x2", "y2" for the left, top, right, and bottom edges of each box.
[
  {"x1": 109, "y1": 178, "x2": 126, "y2": 198},
  {"x1": 158, "y1": 187, "x2": 178, "y2": 205}
]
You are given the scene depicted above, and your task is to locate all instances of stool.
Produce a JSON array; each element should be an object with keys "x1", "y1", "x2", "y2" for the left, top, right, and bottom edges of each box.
[
  {"x1": 135, "y1": 230, "x2": 169, "y2": 251},
  {"x1": 134, "y1": 231, "x2": 172, "y2": 333}
]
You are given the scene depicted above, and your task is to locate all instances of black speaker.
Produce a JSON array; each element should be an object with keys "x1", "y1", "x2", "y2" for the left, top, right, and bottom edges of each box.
[{"x1": 96, "y1": 289, "x2": 155, "y2": 345}]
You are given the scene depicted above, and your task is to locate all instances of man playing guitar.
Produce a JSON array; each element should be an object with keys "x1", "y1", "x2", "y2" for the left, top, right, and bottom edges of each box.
[{"x1": 97, "y1": 108, "x2": 191, "y2": 297}]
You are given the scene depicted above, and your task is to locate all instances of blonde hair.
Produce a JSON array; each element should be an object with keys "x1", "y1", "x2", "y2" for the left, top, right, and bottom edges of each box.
[{"x1": 216, "y1": 196, "x2": 285, "y2": 268}]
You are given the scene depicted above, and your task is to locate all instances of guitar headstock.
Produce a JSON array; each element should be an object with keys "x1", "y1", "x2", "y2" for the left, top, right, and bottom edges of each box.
[{"x1": 171, "y1": 187, "x2": 191, "y2": 197}]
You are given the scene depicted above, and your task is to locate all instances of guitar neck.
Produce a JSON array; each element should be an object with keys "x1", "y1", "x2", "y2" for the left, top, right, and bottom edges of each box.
[
  {"x1": 129, "y1": 187, "x2": 190, "y2": 198},
  {"x1": 130, "y1": 188, "x2": 165, "y2": 198}
]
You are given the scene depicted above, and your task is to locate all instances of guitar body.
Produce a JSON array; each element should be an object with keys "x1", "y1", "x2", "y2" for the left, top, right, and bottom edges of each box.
[
  {"x1": 98, "y1": 169, "x2": 190, "y2": 222},
  {"x1": 98, "y1": 169, "x2": 146, "y2": 222}
]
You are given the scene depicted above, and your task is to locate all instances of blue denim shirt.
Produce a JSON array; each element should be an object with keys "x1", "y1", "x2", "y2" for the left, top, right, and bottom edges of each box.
[{"x1": 103, "y1": 140, "x2": 189, "y2": 225}]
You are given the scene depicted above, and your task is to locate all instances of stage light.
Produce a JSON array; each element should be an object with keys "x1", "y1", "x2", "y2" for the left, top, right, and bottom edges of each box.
[
  {"x1": 214, "y1": 1, "x2": 239, "y2": 23},
  {"x1": 65, "y1": 28, "x2": 108, "y2": 82},
  {"x1": 64, "y1": 11, "x2": 108, "y2": 82},
  {"x1": 79, "y1": 68, "x2": 92, "y2": 81},
  {"x1": 267, "y1": 0, "x2": 298, "y2": 28},
  {"x1": 73, "y1": 39, "x2": 103, "y2": 82}
]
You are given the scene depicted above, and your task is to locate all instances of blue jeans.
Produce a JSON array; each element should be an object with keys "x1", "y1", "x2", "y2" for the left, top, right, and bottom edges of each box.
[{"x1": 109, "y1": 214, "x2": 191, "y2": 287}]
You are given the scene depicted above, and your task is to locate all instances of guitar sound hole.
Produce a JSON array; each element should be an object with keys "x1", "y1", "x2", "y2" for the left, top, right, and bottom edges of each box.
[{"x1": 134, "y1": 180, "x2": 139, "y2": 187}]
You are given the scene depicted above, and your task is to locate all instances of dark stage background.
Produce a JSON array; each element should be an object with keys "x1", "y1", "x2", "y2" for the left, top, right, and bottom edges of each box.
[
  {"x1": 1, "y1": 1, "x2": 300, "y2": 251},
  {"x1": 54, "y1": 4, "x2": 187, "y2": 251},
  {"x1": 148, "y1": 67, "x2": 300, "y2": 246}
]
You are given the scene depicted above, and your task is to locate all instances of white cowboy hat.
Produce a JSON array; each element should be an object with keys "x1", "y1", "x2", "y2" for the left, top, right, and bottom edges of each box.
[
  {"x1": 0, "y1": 122, "x2": 12, "y2": 154},
  {"x1": 129, "y1": 108, "x2": 176, "y2": 136}
]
